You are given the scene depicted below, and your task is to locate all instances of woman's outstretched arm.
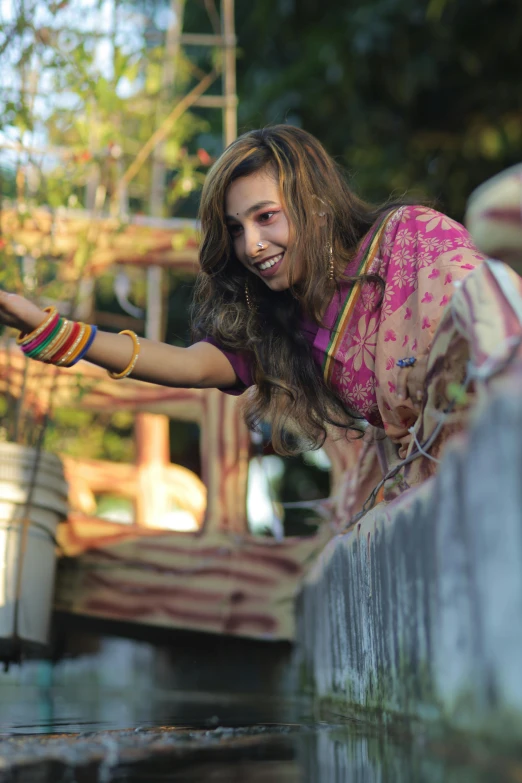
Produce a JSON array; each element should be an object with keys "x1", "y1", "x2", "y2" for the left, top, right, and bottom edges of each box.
[
  {"x1": 86, "y1": 332, "x2": 238, "y2": 388},
  {"x1": 0, "y1": 291, "x2": 238, "y2": 389}
]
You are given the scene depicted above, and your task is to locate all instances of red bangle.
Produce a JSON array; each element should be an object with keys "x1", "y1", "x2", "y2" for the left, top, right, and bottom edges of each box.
[
  {"x1": 17, "y1": 307, "x2": 58, "y2": 347},
  {"x1": 22, "y1": 312, "x2": 61, "y2": 354},
  {"x1": 52, "y1": 321, "x2": 81, "y2": 364}
]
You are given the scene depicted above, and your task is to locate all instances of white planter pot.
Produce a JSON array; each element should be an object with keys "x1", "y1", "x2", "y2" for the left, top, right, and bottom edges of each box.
[{"x1": 0, "y1": 442, "x2": 68, "y2": 658}]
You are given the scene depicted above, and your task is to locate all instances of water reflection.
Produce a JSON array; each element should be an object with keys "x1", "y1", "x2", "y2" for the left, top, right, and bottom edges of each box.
[
  {"x1": 299, "y1": 727, "x2": 522, "y2": 783},
  {"x1": 0, "y1": 671, "x2": 518, "y2": 783},
  {"x1": 0, "y1": 689, "x2": 302, "y2": 735},
  {"x1": 0, "y1": 718, "x2": 519, "y2": 783}
]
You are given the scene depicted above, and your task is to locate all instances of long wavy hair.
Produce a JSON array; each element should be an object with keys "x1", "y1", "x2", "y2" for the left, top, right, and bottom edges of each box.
[{"x1": 192, "y1": 125, "x2": 399, "y2": 455}]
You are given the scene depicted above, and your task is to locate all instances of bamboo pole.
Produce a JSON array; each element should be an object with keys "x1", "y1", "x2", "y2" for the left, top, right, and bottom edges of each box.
[
  {"x1": 149, "y1": 0, "x2": 185, "y2": 222},
  {"x1": 115, "y1": 69, "x2": 218, "y2": 203},
  {"x1": 222, "y1": 0, "x2": 237, "y2": 147},
  {"x1": 140, "y1": 0, "x2": 185, "y2": 528}
]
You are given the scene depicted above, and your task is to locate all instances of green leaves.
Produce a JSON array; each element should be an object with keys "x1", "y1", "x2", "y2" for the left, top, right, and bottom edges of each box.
[
  {"x1": 0, "y1": 253, "x2": 22, "y2": 292},
  {"x1": 0, "y1": 1, "x2": 209, "y2": 218},
  {"x1": 235, "y1": 0, "x2": 522, "y2": 218}
]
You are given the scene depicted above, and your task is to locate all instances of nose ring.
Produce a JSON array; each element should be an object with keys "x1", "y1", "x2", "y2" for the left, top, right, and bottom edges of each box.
[{"x1": 257, "y1": 242, "x2": 265, "y2": 249}]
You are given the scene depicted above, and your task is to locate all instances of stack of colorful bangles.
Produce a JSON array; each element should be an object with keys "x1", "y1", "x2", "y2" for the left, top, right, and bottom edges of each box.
[
  {"x1": 17, "y1": 307, "x2": 141, "y2": 379},
  {"x1": 16, "y1": 306, "x2": 98, "y2": 368}
]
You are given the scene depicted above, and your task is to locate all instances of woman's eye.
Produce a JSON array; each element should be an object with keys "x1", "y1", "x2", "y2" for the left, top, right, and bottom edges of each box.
[
  {"x1": 259, "y1": 211, "x2": 275, "y2": 223},
  {"x1": 227, "y1": 224, "x2": 242, "y2": 236}
]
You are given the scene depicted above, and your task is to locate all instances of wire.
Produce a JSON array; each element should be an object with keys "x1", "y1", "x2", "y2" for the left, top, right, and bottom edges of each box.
[{"x1": 407, "y1": 425, "x2": 441, "y2": 464}]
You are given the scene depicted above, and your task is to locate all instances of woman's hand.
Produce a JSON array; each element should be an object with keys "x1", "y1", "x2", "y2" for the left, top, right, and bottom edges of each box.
[
  {"x1": 396, "y1": 353, "x2": 430, "y2": 410},
  {"x1": 0, "y1": 290, "x2": 47, "y2": 333}
]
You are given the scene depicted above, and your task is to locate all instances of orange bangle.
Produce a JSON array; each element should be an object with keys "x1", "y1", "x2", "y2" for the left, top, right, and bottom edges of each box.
[
  {"x1": 63, "y1": 324, "x2": 92, "y2": 367},
  {"x1": 108, "y1": 330, "x2": 141, "y2": 380}
]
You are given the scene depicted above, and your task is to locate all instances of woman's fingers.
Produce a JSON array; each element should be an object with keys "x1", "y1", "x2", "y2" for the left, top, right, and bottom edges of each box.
[
  {"x1": 0, "y1": 290, "x2": 46, "y2": 331},
  {"x1": 409, "y1": 361, "x2": 426, "y2": 408},
  {"x1": 396, "y1": 365, "x2": 410, "y2": 401},
  {"x1": 0, "y1": 290, "x2": 20, "y2": 327},
  {"x1": 396, "y1": 355, "x2": 429, "y2": 408}
]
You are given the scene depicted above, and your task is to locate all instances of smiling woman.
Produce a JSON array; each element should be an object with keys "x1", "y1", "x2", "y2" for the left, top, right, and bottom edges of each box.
[
  {"x1": 0, "y1": 125, "x2": 514, "y2": 513},
  {"x1": 191, "y1": 125, "x2": 486, "y2": 461}
]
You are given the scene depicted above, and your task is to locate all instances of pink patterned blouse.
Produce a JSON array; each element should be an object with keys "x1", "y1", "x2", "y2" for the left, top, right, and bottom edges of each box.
[{"x1": 205, "y1": 206, "x2": 485, "y2": 454}]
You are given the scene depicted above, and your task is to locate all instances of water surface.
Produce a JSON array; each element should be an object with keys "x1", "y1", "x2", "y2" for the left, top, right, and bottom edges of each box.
[{"x1": 0, "y1": 689, "x2": 520, "y2": 782}]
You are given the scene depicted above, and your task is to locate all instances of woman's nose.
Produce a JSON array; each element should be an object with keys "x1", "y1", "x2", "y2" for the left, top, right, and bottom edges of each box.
[{"x1": 244, "y1": 226, "x2": 263, "y2": 258}]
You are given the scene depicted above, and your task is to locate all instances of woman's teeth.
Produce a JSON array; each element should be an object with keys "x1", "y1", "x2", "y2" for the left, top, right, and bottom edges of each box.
[{"x1": 258, "y1": 253, "x2": 283, "y2": 271}]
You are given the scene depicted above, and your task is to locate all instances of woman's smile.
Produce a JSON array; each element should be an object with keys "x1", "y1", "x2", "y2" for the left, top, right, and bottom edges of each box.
[{"x1": 254, "y1": 251, "x2": 285, "y2": 276}]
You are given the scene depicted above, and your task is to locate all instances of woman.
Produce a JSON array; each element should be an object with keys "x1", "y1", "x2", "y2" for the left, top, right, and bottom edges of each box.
[{"x1": 0, "y1": 126, "x2": 487, "y2": 509}]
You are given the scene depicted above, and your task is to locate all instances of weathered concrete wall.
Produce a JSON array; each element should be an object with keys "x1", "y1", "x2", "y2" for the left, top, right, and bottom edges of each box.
[{"x1": 295, "y1": 378, "x2": 522, "y2": 740}]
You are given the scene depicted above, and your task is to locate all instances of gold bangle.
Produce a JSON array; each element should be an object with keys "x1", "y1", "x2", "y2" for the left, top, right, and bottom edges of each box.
[
  {"x1": 63, "y1": 323, "x2": 91, "y2": 367},
  {"x1": 108, "y1": 329, "x2": 141, "y2": 380},
  {"x1": 39, "y1": 319, "x2": 70, "y2": 362},
  {"x1": 16, "y1": 306, "x2": 57, "y2": 346},
  {"x1": 57, "y1": 323, "x2": 86, "y2": 366}
]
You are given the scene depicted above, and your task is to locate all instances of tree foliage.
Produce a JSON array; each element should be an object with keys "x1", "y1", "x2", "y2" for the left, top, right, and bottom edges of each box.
[
  {"x1": 0, "y1": 0, "x2": 212, "y2": 216},
  {"x1": 0, "y1": 1, "x2": 211, "y2": 459},
  {"x1": 235, "y1": 0, "x2": 522, "y2": 218}
]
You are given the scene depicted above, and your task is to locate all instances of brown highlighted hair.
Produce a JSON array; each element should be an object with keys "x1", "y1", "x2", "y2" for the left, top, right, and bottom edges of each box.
[{"x1": 192, "y1": 125, "x2": 398, "y2": 455}]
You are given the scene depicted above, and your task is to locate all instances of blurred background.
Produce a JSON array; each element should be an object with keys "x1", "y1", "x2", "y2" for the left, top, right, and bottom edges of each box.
[
  {"x1": 0, "y1": 0, "x2": 521, "y2": 537},
  {"x1": 237, "y1": 0, "x2": 522, "y2": 219}
]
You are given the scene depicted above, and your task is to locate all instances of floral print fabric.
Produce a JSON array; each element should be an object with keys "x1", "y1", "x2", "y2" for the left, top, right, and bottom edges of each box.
[{"x1": 317, "y1": 205, "x2": 485, "y2": 456}]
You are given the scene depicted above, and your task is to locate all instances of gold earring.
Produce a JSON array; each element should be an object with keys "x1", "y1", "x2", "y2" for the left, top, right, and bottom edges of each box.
[
  {"x1": 326, "y1": 242, "x2": 334, "y2": 281},
  {"x1": 245, "y1": 281, "x2": 254, "y2": 311}
]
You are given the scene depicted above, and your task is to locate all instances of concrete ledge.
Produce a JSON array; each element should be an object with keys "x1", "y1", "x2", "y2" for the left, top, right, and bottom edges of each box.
[{"x1": 295, "y1": 378, "x2": 522, "y2": 740}]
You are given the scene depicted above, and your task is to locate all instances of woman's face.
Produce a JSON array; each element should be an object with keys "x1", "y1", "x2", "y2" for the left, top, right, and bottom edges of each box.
[{"x1": 225, "y1": 169, "x2": 303, "y2": 291}]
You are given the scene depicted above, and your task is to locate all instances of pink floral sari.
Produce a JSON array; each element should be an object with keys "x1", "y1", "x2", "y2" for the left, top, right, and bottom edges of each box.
[
  {"x1": 315, "y1": 205, "x2": 494, "y2": 522},
  {"x1": 315, "y1": 205, "x2": 485, "y2": 454},
  {"x1": 210, "y1": 204, "x2": 522, "y2": 523},
  {"x1": 320, "y1": 206, "x2": 522, "y2": 523}
]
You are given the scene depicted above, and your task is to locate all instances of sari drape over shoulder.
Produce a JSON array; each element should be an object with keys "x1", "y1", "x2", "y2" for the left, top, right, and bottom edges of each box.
[
  {"x1": 311, "y1": 205, "x2": 485, "y2": 453},
  {"x1": 203, "y1": 205, "x2": 518, "y2": 524}
]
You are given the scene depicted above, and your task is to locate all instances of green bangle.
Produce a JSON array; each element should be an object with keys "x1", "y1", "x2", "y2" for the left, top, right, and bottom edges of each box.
[{"x1": 25, "y1": 319, "x2": 64, "y2": 358}]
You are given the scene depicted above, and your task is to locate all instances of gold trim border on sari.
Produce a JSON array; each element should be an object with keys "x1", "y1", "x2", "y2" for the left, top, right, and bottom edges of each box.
[{"x1": 322, "y1": 209, "x2": 398, "y2": 384}]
